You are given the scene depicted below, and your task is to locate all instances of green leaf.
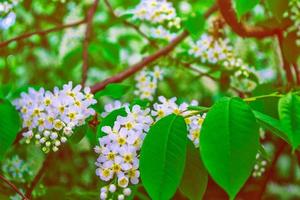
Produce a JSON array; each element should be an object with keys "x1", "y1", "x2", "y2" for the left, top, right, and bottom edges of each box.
[
  {"x1": 183, "y1": 12, "x2": 205, "y2": 39},
  {"x1": 265, "y1": 0, "x2": 289, "y2": 21},
  {"x1": 94, "y1": 83, "x2": 131, "y2": 99},
  {"x1": 179, "y1": 141, "x2": 208, "y2": 200},
  {"x1": 140, "y1": 114, "x2": 188, "y2": 200},
  {"x1": 200, "y1": 97, "x2": 259, "y2": 199},
  {"x1": 233, "y1": 0, "x2": 260, "y2": 19},
  {"x1": 278, "y1": 93, "x2": 300, "y2": 150},
  {"x1": 253, "y1": 110, "x2": 289, "y2": 143},
  {"x1": 70, "y1": 124, "x2": 88, "y2": 144},
  {"x1": 96, "y1": 107, "x2": 127, "y2": 138},
  {"x1": 0, "y1": 100, "x2": 21, "y2": 160}
]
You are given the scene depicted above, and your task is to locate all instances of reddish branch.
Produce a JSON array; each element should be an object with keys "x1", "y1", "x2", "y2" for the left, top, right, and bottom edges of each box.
[
  {"x1": 277, "y1": 31, "x2": 294, "y2": 86},
  {"x1": 81, "y1": 0, "x2": 100, "y2": 87},
  {"x1": 90, "y1": 30, "x2": 189, "y2": 93},
  {"x1": 25, "y1": 153, "x2": 52, "y2": 199},
  {"x1": 0, "y1": 20, "x2": 86, "y2": 48},
  {"x1": 292, "y1": 63, "x2": 300, "y2": 85},
  {"x1": 217, "y1": 0, "x2": 280, "y2": 39},
  {"x1": 90, "y1": 4, "x2": 218, "y2": 93},
  {"x1": 0, "y1": 174, "x2": 29, "y2": 200}
]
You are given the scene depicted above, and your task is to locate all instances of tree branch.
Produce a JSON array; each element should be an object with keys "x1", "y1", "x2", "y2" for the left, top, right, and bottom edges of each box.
[
  {"x1": 277, "y1": 31, "x2": 294, "y2": 86},
  {"x1": 81, "y1": 0, "x2": 100, "y2": 87},
  {"x1": 90, "y1": 4, "x2": 218, "y2": 93},
  {"x1": 0, "y1": 174, "x2": 29, "y2": 200},
  {"x1": 91, "y1": 30, "x2": 189, "y2": 93},
  {"x1": 0, "y1": 20, "x2": 86, "y2": 48},
  {"x1": 25, "y1": 153, "x2": 52, "y2": 199},
  {"x1": 217, "y1": 0, "x2": 281, "y2": 39}
]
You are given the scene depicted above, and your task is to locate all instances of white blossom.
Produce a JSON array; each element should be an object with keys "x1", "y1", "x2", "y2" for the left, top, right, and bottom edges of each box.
[{"x1": 13, "y1": 82, "x2": 97, "y2": 153}]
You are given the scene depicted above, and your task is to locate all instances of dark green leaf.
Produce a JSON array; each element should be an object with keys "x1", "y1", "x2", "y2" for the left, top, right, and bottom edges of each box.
[
  {"x1": 179, "y1": 141, "x2": 208, "y2": 200},
  {"x1": 0, "y1": 100, "x2": 21, "y2": 160},
  {"x1": 95, "y1": 83, "x2": 131, "y2": 99},
  {"x1": 200, "y1": 97, "x2": 259, "y2": 199},
  {"x1": 183, "y1": 12, "x2": 205, "y2": 39},
  {"x1": 253, "y1": 110, "x2": 289, "y2": 143},
  {"x1": 278, "y1": 93, "x2": 300, "y2": 150},
  {"x1": 140, "y1": 114, "x2": 188, "y2": 200},
  {"x1": 233, "y1": 0, "x2": 260, "y2": 19},
  {"x1": 97, "y1": 107, "x2": 127, "y2": 138}
]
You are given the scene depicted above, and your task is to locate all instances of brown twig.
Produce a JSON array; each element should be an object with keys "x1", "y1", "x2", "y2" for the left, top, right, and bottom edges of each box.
[
  {"x1": 90, "y1": 30, "x2": 189, "y2": 93},
  {"x1": 81, "y1": 0, "x2": 100, "y2": 87},
  {"x1": 0, "y1": 174, "x2": 29, "y2": 200},
  {"x1": 0, "y1": 20, "x2": 86, "y2": 48},
  {"x1": 90, "y1": 4, "x2": 218, "y2": 94},
  {"x1": 25, "y1": 153, "x2": 52, "y2": 199},
  {"x1": 292, "y1": 63, "x2": 300, "y2": 86},
  {"x1": 277, "y1": 31, "x2": 294, "y2": 87},
  {"x1": 217, "y1": 0, "x2": 281, "y2": 39}
]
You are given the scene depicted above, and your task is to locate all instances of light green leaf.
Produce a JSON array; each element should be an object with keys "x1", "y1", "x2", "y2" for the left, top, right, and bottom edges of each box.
[
  {"x1": 253, "y1": 110, "x2": 289, "y2": 144},
  {"x1": 183, "y1": 12, "x2": 205, "y2": 39},
  {"x1": 95, "y1": 83, "x2": 131, "y2": 99},
  {"x1": 200, "y1": 97, "x2": 259, "y2": 199},
  {"x1": 278, "y1": 93, "x2": 300, "y2": 150},
  {"x1": 140, "y1": 114, "x2": 188, "y2": 200},
  {"x1": 0, "y1": 100, "x2": 21, "y2": 160},
  {"x1": 96, "y1": 107, "x2": 127, "y2": 139},
  {"x1": 233, "y1": 0, "x2": 260, "y2": 19},
  {"x1": 179, "y1": 141, "x2": 208, "y2": 200}
]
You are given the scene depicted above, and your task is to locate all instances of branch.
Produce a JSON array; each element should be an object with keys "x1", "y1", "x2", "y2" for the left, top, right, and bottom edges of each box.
[
  {"x1": 81, "y1": 0, "x2": 100, "y2": 87},
  {"x1": 90, "y1": 4, "x2": 218, "y2": 93},
  {"x1": 91, "y1": 30, "x2": 189, "y2": 93},
  {"x1": 292, "y1": 63, "x2": 300, "y2": 86},
  {"x1": 0, "y1": 20, "x2": 86, "y2": 48},
  {"x1": 217, "y1": 0, "x2": 280, "y2": 39},
  {"x1": 277, "y1": 31, "x2": 294, "y2": 86},
  {"x1": 25, "y1": 153, "x2": 52, "y2": 199},
  {"x1": 0, "y1": 174, "x2": 29, "y2": 200}
]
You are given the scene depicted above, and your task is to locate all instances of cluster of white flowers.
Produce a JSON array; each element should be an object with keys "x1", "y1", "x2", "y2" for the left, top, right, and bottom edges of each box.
[
  {"x1": 134, "y1": 66, "x2": 164, "y2": 101},
  {"x1": 131, "y1": 0, "x2": 180, "y2": 41},
  {"x1": 2, "y1": 155, "x2": 32, "y2": 183},
  {"x1": 284, "y1": 0, "x2": 300, "y2": 46},
  {"x1": 13, "y1": 82, "x2": 97, "y2": 153},
  {"x1": 0, "y1": 0, "x2": 20, "y2": 30},
  {"x1": 252, "y1": 153, "x2": 267, "y2": 178},
  {"x1": 189, "y1": 34, "x2": 258, "y2": 92},
  {"x1": 132, "y1": 0, "x2": 180, "y2": 27},
  {"x1": 95, "y1": 105, "x2": 153, "y2": 199},
  {"x1": 151, "y1": 96, "x2": 205, "y2": 147}
]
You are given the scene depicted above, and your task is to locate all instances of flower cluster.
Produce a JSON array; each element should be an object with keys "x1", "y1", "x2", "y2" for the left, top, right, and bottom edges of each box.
[
  {"x1": 189, "y1": 34, "x2": 258, "y2": 91},
  {"x1": 1, "y1": 155, "x2": 32, "y2": 183},
  {"x1": 284, "y1": 0, "x2": 300, "y2": 45},
  {"x1": 95, "y1": 105, "x2": 153, "y2": 199},
  {"x1": 252, "y1": 153, "x2": 267, "y2": 178},
  {"x1": 132, "y1": 0, "x2": 180, "y2": 27},
  {"x1": 13, "y1": 82, "x2": 97, "y2": 153},
  {"x1": 151, "y1": 96, "x2": 206, "y2": 147},
  {"x1": 0, "y1": 0, "x2": 20, "y2": 30},
  {"x1": 131, "y1": 0, "x2": 180, "y2": 41},
  {"x1": 134, "y1": 66, "x2": 164, "y2": 101}
]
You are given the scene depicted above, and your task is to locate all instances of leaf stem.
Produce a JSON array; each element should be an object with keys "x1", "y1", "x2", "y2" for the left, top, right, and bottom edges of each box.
[{"x1": 243, "y1": 92, "x2": 283, "y2": 102}]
